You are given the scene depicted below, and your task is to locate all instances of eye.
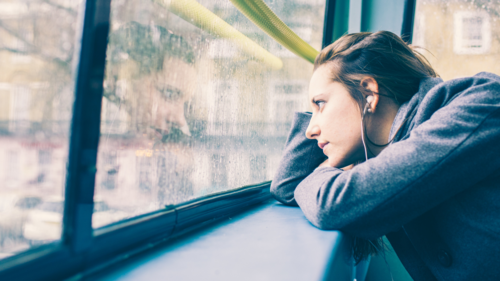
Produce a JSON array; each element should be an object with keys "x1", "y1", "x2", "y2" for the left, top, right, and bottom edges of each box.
[
  {"x1": 157, "y1": 85, "x2": 182, "y2": 100},
  {"x1": 314, "y1": 100, "x2": 326, "y2": 110}
]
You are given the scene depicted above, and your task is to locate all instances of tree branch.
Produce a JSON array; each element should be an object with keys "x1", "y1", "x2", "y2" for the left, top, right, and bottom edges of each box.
[
  {"x1": 0, "y1": 20, "x2": 72, "y2": 71},
  {"x1": 40, "y1": 0, "x2": 78, "y2": 17}
]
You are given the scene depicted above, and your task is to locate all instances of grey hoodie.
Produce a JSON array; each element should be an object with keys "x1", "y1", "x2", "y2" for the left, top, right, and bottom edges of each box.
[{"x1": 271, "y1": 72, "x2": 500, "y2": 281}]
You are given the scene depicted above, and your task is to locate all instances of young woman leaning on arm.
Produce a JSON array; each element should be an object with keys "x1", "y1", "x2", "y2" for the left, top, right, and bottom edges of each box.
[{"x1": 271, "y1": 31, "x2": 500, "y2": 281}]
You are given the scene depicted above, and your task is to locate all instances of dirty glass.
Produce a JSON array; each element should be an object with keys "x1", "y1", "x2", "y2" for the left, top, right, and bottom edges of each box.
[
  {"x1": 414, "y1": 0, "x2": 499, "y2": 80},
  {"x1": 0, "y1": 0, "x2": 79, "y2": 259},
  {"x1": 93, "y1": 0, "x2": 325, "y2": 228}
]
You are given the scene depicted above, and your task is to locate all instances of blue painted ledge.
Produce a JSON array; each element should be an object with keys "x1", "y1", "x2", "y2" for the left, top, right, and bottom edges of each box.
[{"x1": 96, "y1": 201, "x2": 369, "y2": 281}]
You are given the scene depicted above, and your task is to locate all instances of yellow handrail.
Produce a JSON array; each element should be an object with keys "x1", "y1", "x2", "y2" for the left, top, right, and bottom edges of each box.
[
  {"x1": 155, "y1": 0, "x2": 283, "y2": 69},
  {"x1": 230, "y1": 0, "x2": 319, "y2": 64}
]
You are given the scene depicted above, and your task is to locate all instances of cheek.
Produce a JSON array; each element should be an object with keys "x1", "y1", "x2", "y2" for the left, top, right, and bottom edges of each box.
[
  {"x1": 320, "y1": 100, "x2": 364, "y2": 166},
  {"x1": 321, "y1": 101, "x2": 361, "y2": 144}
]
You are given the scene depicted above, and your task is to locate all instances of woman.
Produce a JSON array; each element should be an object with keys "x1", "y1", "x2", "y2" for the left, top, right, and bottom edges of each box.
[{"x1": 271, "y1": 31, "x2": 500, "y2": 281}]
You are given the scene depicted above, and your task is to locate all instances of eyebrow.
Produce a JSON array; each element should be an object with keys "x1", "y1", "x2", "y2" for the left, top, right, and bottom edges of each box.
[{"x1": 311, "y1": 93, "x2": 328, "y2": 103}]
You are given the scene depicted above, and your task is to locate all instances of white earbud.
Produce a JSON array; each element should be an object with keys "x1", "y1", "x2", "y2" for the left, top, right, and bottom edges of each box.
[{"x1": 365, "y1": 95, "x2": 374, "y2": 113}]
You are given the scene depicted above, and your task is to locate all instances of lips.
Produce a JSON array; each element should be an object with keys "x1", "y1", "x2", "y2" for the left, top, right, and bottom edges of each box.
[{"x1": 318, "y1": 142, "x2": 329, "y2": 150}]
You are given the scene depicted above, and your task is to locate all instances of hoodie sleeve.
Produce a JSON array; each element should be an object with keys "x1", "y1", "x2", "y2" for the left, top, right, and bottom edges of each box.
[{"x1": 270, "y1": 112, "x2": 328, "y2": 205}]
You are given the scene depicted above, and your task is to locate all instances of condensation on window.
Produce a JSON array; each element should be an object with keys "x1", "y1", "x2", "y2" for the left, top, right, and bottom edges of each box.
[
  {"x1": 0, "y1": 0, "x2": 79, "y2": 260},
  {"x1": 93, "y1": 0, "x2": 325, "y2": 228},
  {"x1": 414, "y1": 0, "x2": 498, "y2": 80}
]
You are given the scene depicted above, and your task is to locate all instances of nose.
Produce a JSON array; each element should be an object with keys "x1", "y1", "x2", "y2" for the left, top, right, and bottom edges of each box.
[
  {"x1": 169, "y1": 103, "x2": 191, "y2": 136},
  {"x1": 305, "y1": 117, "x2": 320, "y2": 139},
  {"x1": 176, "y1": 113, "x2": 191, "y2": 136}
]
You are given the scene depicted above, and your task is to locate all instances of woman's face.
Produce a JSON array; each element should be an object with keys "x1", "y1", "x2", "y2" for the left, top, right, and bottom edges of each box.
[
  {"x1": 306, "y1": 65, "x2": 365, "y2": 168},
  {"x1": 138, "y1": 57, "x2": 197, "y2": 137}
]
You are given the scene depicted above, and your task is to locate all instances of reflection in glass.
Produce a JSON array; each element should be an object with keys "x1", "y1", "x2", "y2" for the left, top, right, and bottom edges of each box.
[
  {"x1": 94, "y1": 0, "x2": 325, "y2": 228},
  {"x1": 0, "y1": 0, "x2": 79, "y2": 259}
]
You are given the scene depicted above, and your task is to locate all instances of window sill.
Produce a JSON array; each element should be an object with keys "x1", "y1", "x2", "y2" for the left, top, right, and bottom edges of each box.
[{"x1": 92, "y1": 201, "x2": 369, "y2": 281}]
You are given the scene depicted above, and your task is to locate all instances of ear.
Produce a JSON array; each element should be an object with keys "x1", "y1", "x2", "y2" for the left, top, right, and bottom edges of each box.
[{"x1": 360, "y1": 77, "x2": 380, "y2": 113}]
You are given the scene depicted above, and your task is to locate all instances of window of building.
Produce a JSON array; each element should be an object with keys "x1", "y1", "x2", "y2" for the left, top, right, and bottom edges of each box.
[
  {"x1": 415, "y1": 1, "x2": 497, "y2": 80},
  {"x1": 9, "y1": 85, "x2": 31, "y2": 133},
  {"x1": 454, "y1": 11, "x2": 491, "y2": 55}
]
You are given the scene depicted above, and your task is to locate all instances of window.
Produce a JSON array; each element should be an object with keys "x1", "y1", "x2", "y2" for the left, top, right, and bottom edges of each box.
[
  {"x1": 412, "y1": 14, "x2": 425, "y2": 48},
  {"x1": 250, "y1": 154, "x2": 267, "y2": 183},
  {"x1": 0, "y1": 0, "x2": 78, "y2": 260},
  {"x1": 93, "y1": 0, "x2": 325, "y2": 228},
  {"x1": 9, "y1": 85, "x2": 31, "y2": 132},
  {"x1": 99, "y1": 151, "x2": 118, "y2": 190},
  {"x1": 208, "y1": 39, "x2": 238, "y2": 58},
  {"x1": 206, "y1": 80, "x2": 240, "y2": 135},
  {"x1": 454, "y1": 11, "x2": 491, "y2": 55},
  {"x1": 0, "y1": 0, "x2": 335, "y2": 276},
  {"x1": 211, "y1": 154, "x2": 228, "y2": 188},
  {"x1": 268, "y1": 80, "x2": 308, "y2": 123},
  {"x1": 136, "y1": 154, "x2": 153, "y2": 192}
]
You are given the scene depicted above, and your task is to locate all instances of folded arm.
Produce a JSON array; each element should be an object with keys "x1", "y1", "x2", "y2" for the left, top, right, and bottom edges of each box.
[{"x1": 270, "y1": 112, "x2": 327, "y2": 206}]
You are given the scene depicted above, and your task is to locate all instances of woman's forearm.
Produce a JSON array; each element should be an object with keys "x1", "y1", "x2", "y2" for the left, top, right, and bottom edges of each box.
[{"x1": 270, "y1": 112, "x2": 327, "y2": 205}]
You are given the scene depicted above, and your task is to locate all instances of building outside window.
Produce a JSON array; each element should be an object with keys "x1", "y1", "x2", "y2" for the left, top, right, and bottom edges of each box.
[
  {"x1": 9, "y1": 85, "x2": 31, "y2": 133},
  {"x1": 136, "y1": 155, "x2": 153, "y2": 192},
  {"x1": 101, "y1": 80, "x2": 128, "y2": 134},
  {"x1": 100, "y1": 151, "x2": 118, "y2": 190},
  {"x1": 268, "y1": 80, "x2": 308, "y2": 123},
  {"x1": 6, "y1": 150, "x2": 19, "y2": 186},
  {"x1": 454, "y1": 11, "x2": 491, "y2": 55},
  {"x1": 37, "y1": 150, "x2": 52, "y2": 184},
  {"x1": 206, "y1": 80, "x2": 239, "y2": 135},
  {"x1": 11, "y1": 21, "x2": 33, "y2": 64},
  {"x1": 249, "y1": 154, "x2": 266, "y2": 183},
  {"x1": 412, "y1": 14, "x2": 425, "y2": 48},
  {"x1": 208, "y1": 39, "x2": 238, "y2": 58},
  {"x1": 211, "y1": 154, "x2": 228, "y2": 188}
]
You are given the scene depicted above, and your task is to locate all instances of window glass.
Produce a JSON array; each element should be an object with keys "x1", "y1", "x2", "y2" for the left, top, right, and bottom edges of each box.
[
  {"x1": 414, "y1": 0, "x2": 499, "y2": 80},
  {"x1": 94, "y1": 0, "x2": 325, "y2": 228},
  {"x1": 0, "y1": 0, "x2": 79, "y2": 259}
]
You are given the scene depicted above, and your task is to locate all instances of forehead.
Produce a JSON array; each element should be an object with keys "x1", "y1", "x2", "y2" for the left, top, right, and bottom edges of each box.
[
  {"x1": 157, "y1": 57, "x2": 197, "y2": 95},
  {"x1": 309, "y1": 65, "x2": 335, "y2": 99},
  {"x1": 162, "y1": 57, "x2": 196, "y2": 80}
]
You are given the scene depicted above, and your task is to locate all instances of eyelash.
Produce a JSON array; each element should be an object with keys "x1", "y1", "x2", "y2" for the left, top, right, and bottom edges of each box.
[
  {"x1": 157, "y1": 86, "x2": 182, "y2": 100},
  {"x1": 314, "y1": 100, "x2": 326, "y2": 110}
]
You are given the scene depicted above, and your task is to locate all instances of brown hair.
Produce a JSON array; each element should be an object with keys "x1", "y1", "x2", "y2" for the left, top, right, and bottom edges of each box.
[
  {"x1": 315, "y1": 31, "x2": 438, "y2": 263},
  {"x1": 314, "y1": 31, "x2": 437, "y2": 106}
]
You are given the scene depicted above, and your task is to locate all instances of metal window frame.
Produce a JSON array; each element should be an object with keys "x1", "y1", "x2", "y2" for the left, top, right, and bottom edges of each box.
[
  {"x1": 401, "y1": 0, "x2": 417, "y2": 43},
  {"x1": 321, "y1": 0, "x2": 417, "y2": 47}
]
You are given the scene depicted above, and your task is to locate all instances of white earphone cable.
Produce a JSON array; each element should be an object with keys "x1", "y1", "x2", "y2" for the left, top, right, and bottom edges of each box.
[{"x1": 361, "y1": 104, "x2": 369, "y2": 162}]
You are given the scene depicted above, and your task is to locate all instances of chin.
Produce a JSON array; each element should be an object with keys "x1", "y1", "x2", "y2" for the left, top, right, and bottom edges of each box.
[{"x1": 327, "y1": 156, "x2": 357, "y2": 169}]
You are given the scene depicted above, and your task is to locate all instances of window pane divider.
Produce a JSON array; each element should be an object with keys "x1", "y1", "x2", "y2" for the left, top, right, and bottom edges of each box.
[{"x1": 63, "y1": 0, "x2": 111, "y2": 255}]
